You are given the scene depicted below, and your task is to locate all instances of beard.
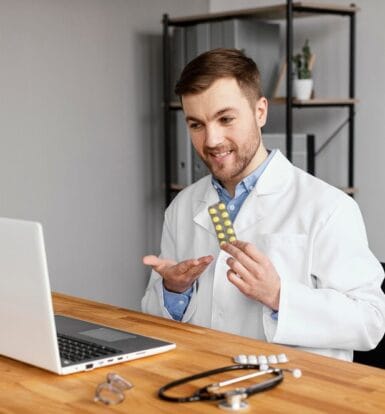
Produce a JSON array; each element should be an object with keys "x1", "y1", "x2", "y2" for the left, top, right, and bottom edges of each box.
[{"x1": 200, "y1": 126, "x2": 261, "y2": 185}]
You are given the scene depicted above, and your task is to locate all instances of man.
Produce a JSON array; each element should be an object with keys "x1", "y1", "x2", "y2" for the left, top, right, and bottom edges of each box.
[{"x1": 142, "y1": 48, "x2": 385, "y2": 361}]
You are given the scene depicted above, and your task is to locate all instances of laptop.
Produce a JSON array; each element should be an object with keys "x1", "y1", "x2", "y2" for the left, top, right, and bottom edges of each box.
[{"x1": 0, "y1": 217, "x2": 175, "y2": 375}]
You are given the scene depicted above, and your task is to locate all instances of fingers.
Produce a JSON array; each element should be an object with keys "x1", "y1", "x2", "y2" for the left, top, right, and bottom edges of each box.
[
  {"x1": 220, "y1": 241, "x2": 264, "y2": 276},
  {"x1": 142, "y1": 255, "x2": 177, "y2": 273},
  {"x1": 143, "y1": 254, "x2": 213, "y2": 280},
  {"x1": 142, "y1": 255, "x2": 160, "y2": 266},
  {"x1": 185, "y1": 260, "x2": 213, "y2": 280},
  {"x1": 177, "y1": 258, "x2": 200, "y2": 274},
  {"x1": 227, "y1": 268, "x2": 249, "y2": 292},
  {"x1": 222, "y1": 240, "x2": 266, "y2": 263},
  {"x1": 225, "y1": 256, "x2": 254, "y2": 284},
  {"x1": 221, "y1": 241, "x2": 281, "y2": 309},
  {"x1": 176, "y1": 255, "x2": 214, "y2": 277},
  {"x1": 163, "y1": 255, "x2": 214, "y2": 293}
]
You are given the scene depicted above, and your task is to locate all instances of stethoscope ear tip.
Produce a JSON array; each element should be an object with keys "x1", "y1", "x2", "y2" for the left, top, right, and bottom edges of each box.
[{"x1": 292, "y1": 368, "x2": 302, "y2": 378}]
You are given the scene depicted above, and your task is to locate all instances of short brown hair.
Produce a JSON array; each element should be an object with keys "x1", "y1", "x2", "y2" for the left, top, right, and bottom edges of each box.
[{"x1": 175, "y1": 48, "x2": 263, "y2": 106}]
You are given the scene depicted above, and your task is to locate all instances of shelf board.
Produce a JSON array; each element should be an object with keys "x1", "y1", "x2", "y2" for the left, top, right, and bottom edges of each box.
[
  {"x1": 169, "y1": 183, "x2": 185, "y2": 192},
  {"x1": 168, "y1": 2, "x2": 359, "y2": 26},
  {"x1": 341, "y1": 187, "x2": 357, "y2": 195},
  {"x1": 271, "y1": 97, "x2": 358, "y2": 107},
  {"x1": 169, "y1": 101, "x2": 182, "y2": 110},
  {"x1": 293, "y1": 2, "x2": 360, "y2": 15}
]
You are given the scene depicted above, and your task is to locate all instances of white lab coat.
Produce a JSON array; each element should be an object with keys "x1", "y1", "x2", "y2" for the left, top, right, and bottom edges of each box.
[{"x1": 142, "y1": 150, "x2": 385, "y2": 361}]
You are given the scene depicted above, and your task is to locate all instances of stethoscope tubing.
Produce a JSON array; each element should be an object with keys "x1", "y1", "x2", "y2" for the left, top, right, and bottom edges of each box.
[{"x1": 158, "y1": 364, "x2": 284, "y2": 403}]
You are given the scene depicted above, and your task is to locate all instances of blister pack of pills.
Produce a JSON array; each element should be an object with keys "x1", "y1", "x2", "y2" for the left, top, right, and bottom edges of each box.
[
  {"x1": 233, "y1": 353, "x2": 301, "y2": 376},
  {"x1": 208, "y1": 202, "x2": 237, "y2": 246},
  {"x1": 233, "y1": 353, "x2": 289, "y2": 365}
]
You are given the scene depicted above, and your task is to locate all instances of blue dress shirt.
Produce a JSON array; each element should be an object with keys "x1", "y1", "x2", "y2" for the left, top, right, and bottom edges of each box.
[{"x1": 163, "y1": 150, "x2": 278, "y2": 321}]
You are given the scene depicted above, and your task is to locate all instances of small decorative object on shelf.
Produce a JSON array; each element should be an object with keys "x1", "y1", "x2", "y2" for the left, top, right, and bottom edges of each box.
[{"x1": 292, "y1": 39, "x2": 314, "y2": 100}]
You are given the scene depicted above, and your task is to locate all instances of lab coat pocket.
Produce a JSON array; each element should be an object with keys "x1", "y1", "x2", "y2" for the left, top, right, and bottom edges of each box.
[{"x1": 259, "y1": 233, "x2": 309, "y2": 284}]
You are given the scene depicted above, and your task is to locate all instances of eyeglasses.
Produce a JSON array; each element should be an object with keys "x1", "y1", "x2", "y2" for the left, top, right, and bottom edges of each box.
[{"x1": 94, "y1": 373, "x2": 134, "y2": 405}]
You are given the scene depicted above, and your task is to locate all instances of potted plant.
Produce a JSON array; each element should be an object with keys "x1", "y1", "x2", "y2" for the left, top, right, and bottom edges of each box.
[{"x1": 292, "y1": 39, "x2": 313, "y2": 100}]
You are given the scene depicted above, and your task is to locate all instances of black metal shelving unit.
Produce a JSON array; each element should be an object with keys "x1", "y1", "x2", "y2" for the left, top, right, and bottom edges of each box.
[
  {"x1": 285, "y1": 0, "x2": 357, "y2": 196},
  {"x1": 163, "y1": 1, "x2": 358, "y2": 205}
]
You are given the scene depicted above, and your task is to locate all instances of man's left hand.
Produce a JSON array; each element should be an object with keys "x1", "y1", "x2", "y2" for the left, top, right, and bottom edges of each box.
[{"x1": 221, "y1": 240, "x2": 281, "y2": 311}]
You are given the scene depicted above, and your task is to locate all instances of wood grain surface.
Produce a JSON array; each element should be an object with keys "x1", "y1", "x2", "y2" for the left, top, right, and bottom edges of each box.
[{"x1": 0, "y1": 292, "x2": 384, "y2": 413}]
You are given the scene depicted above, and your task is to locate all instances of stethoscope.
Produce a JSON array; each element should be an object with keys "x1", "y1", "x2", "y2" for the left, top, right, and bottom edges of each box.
[{"x1": 159, "y1": 363, "x2": 302, "y2": 411}]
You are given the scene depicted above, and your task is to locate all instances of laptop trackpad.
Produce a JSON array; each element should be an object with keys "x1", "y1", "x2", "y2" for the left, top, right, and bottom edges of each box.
[{"x1": 80, "y1": 328, "x2": 136, "y2": 343}]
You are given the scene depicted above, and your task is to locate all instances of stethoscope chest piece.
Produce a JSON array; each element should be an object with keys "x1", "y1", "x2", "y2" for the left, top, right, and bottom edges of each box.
[{"x1": 218, "y1": 390, "x2": 249, "y2": 411}]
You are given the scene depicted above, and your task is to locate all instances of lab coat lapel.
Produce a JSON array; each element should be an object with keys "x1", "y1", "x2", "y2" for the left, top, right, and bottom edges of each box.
[
  {"x1": 233, "y1": 190, "x2": 265, "y2": 234},
  {"x1": 235, "y1": 150, "x2": 294, "y2": 234},
  {"x1": 193, "y1": 179, "x2": 220, "y2": 235}
]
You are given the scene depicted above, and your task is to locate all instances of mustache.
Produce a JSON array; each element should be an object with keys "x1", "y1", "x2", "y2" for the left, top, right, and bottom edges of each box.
[{"x1": 203, "y1": 144, "x2": 236, "y2": 156}]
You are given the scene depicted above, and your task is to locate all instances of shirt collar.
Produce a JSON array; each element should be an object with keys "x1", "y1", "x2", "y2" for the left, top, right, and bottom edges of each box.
[{"x1": 211, "y1": 149, "x2": 276, "y2": 199}]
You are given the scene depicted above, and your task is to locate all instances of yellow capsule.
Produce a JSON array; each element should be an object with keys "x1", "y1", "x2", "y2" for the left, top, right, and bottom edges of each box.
[
  {"x1": 212, "y1": 216, "x2": 220, "y2": 223},
  {"x1": 220, "y1": 240, "x2": 226, "y2": 246},
  {"x1": 218, "y1": 233, "x2": 225, "y2": 239},
  {"x1": 218, "y1": 203, "x2": 226, "y2": 210},
  {"x1": 224, "y1": 220, "x2": 231, "y2": 226},
  {"x1": 215, "y1": 224, "x2": 223, "y2": 231},
  {"x1": 226, "y1": 228, "x2": 234, "y2": 234},
  {"x1": 229, "y1": 236, "x2": 236, "y2": 242},
  {"x1": 221, "y1": 212, "x2": 229, "y2": 218},
  {"x1": 209, "y1": 208, "x2": 217, "y2": 215}
]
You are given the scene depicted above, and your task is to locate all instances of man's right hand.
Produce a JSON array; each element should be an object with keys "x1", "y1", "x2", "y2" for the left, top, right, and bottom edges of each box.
[{"x1": 143, "y1": 255, "x2": 214, "y2": 293}]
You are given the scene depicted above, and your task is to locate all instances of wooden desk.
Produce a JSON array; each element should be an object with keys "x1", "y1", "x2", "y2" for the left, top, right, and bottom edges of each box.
[{"x1": 1, "y1": 293, "x2": 385, "y2": 413}]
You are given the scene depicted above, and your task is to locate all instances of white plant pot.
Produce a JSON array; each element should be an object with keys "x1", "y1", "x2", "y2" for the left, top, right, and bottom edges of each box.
[{"x1": 293, "y1": 78, "x2": 313, "y2": 100}]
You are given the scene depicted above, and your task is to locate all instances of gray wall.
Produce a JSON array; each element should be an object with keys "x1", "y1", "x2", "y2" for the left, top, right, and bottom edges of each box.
[
  {"x1": 1, "y1": 0, "x2": 383, "y2": 312},
  {"x1": 211, "y1": 0, "x2": 385, "y2": 261},
  {"x1": 0, "y1": 0, "x2": 208, "y2": 310}
]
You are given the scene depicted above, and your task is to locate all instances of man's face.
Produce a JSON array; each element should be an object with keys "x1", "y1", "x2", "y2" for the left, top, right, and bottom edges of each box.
[{"x1": 182, "y1": 77, "x2": 268, "y2": 191}]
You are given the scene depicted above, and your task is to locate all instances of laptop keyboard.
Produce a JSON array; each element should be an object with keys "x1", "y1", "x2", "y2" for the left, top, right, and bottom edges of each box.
[{"x1": 58, "y1": 333, "x2": 120, "y2": 364}]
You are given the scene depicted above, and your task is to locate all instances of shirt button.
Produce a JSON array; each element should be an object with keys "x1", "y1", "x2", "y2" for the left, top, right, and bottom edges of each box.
[
  {"x1": 178, "y1": 300, "x2": 185, "y2": 305},
  {"x1": 249, "y1": 185, "x2": 254, "y2": 190},
  {"x1": 229, "y1": 204, "x2": 235, "y2": 211}
]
